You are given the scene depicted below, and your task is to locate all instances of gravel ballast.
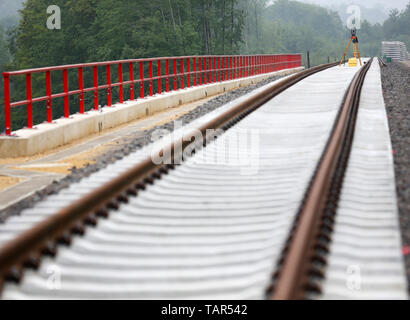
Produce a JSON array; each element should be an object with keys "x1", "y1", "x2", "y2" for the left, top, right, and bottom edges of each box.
[
  {"x1": 381, "y1": 62, "x2": 410, "y2": 293},
  {"x1": 0, "y1": 73, "x2": 290, "y2": 221}
]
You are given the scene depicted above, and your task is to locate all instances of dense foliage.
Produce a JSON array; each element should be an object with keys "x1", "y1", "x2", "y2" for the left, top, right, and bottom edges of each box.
[{"x1": 0, "y1": 0, "x2": 409, "y2": 132}]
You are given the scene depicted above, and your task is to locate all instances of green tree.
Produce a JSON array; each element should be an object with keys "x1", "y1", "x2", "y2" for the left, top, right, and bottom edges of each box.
[
  {"x1": 0, "y1": 24, "x2": 10, "y2": 72},
  {"x1": 383, "y1": 3, "x2": 410, "y2": 48},
  {"x1": 3, "y1": 0, "x2": 246, "y2": 132}
]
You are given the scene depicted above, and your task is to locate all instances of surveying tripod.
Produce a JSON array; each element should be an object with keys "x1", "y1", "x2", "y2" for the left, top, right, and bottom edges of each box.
[{"x1": 339, "y1": 28, "x2": 362, "y2": 66}]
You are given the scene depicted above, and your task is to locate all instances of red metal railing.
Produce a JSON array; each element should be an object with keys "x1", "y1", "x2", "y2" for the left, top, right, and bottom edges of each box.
[{"x1": 2, "y1": 54, "x2": 302, "y2": 135}]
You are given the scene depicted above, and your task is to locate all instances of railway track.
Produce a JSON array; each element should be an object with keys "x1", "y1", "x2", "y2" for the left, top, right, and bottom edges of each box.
[{"x1": 0, "y1": 58, "x2": 407, "y2": 299}]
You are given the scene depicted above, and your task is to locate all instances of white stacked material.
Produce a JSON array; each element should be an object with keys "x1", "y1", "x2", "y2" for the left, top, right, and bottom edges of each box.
[{"x1": 382, "y1": 41, "x2": 409, "y2": 61}]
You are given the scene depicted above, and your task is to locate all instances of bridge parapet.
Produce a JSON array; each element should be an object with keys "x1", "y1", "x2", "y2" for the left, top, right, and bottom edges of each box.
[
  {"x1": 2, "y1": 54, "x2": 302, "y2": 135},
  {"x1": 1, "y1": 54, "x2": 302, "y2": 157}
]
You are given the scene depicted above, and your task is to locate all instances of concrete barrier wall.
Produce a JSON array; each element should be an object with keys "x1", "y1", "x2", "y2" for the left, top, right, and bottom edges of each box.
[{"x1": 0, "y1": 67, "x2": 304, "y2": 158}]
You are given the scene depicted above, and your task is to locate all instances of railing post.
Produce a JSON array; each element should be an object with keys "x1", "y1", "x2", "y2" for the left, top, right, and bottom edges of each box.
[
  {"x1": 173, "y1": 59, "x2": 177, "y2": 91},
  {"x1": 218, "y1": 57, "x2": 221, "y2": 82},
  {"x1": 227, "y1": 57, "x2": 230, "y2": 80},
  {"x1": 256, "y1": 56, "x2": 259, "y2": 74},
  {"x1": 140, "y1": 61, "x2": 144, "y2": 98},
  {"x1": 263, "y1": 56, "x2": 266, "y2": 73},
  {"x1": 166, "y1": 59, "x2": 170, "y2": 92},
  {"x1": 180, "y1": 59, "x2": 184, "y2": 89},
  {"x1": 233, "y1": 57, "x2": 236, "y2": 79},
  {"x1": 187, "y1": 58, "x2": 191, "y2": 88},
  {"x1": 230, "y1": 57, "x2": 233, "y2": 80},
  {"x1": 119, "y1": 63, "x2": 124, "y2": 103},
  {"x1": 199, "y1": 57, "x2": 202, "y2": 85},
  {"x1": 149, "y1": 61, "x2": 153, "y2": 96},
  {"x1": 129, "y1": 62, "x2": 135, "y2": 100},
  {"x1": 222, "y1": 57, "x2": 225, "y2": 81},
  {"x1": 158, "y1": 60, "x2": 162, "y2": 94},
  {"x1": 26, "y1": 73, "x2": 33, "y2": 128},
  {"x1": 226, "y1": 57, "x2": 228, "y2": 80},
  {"x1": 193, "y1": 57, "x2": 197, "y2": 86},
  {"x1": 259, "y1": 56, "x2": 261, "y2": 74},
  {"x1": 209, "y1": 57, "x2": 212, "y2": 83},
  {"x1": 232, "y1": 57, "x2": 237, "y2": 79},
  {"x1": 252, "y1": 56, "x2": 255, "y2": 75},
  {"x1": 256, "y1": 55, "x2": 258, "y2": 74},
  {"x1": 236, "y1": 56, "x2": 239, "y2": 78},
  {"x1": 213, "y1": 57, "x2": 217, "y2": 83},
  {"x1": 225, "y1": 57, "x2": 228, "y2": 80},
  {"x1": 79, "y1": 67, "x2": 85, "y2": 113},
  {"x1": 46, "y1": 71, "x2": 52, "y2": 123},
  {"x1": 253, "y1": 56, "x2": 255, "y2": 75},
  {"x1": 4, "y1": 74, "x2": 11, "y2": 135},
  {"x1": 106, "y1": 64, "x2": 112, "y2": 106},
  {"x1": 207, "y1": 58, "x2": 210, "y2": 83},
  {"x1": 63, "y1": 69, "x2": 70, "y2": 116},
  {"x1": 204, "y1": 57, "x2": 207, "y2": 85}
]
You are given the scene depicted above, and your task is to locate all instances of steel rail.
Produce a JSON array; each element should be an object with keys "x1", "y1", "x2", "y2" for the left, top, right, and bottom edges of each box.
[
  {"x1": 0, "y1": 61, "x2": 338, "y2": 294},
  {"x1": 270, "y1": 58, "x2": 373, "y2": 300}
]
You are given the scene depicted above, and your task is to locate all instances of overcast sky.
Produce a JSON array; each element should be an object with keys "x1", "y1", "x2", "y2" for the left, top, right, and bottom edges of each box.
[{"x1": 294, "y1": 0, "x2": 408, "y2": 11}]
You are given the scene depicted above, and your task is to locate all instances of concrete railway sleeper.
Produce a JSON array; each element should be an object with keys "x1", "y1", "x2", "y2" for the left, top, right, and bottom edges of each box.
[{"x1": 0, "y1": 59, "x2": 406, "y2": 299}]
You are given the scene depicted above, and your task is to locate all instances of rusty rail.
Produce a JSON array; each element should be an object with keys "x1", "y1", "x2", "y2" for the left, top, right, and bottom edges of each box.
[
  {"x1": 270, "y1": 58, "x2": 373, "y2": 300},
  {"x1": 0, "y1": 61, "x2": 338, "y2": 294}
]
